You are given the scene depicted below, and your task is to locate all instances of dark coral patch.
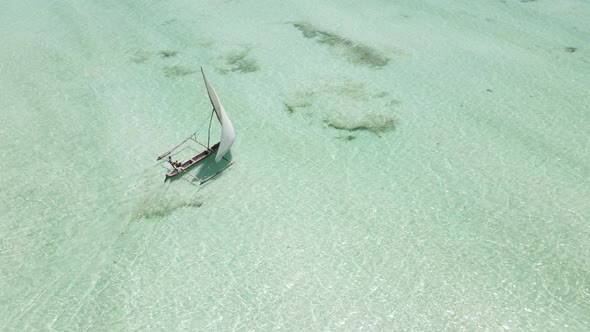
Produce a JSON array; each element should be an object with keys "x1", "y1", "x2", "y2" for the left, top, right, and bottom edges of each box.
[
  {"x1": 337, "y1": 135, "x2": 356, "y2": 141},
  {"x1": 284, "y1": 102, "x2": 296, "y2": 114},
  {"x1": 291, "y1": 22, "x2": 390, "y2": 68},
  {"x1": 163, "y1": 65, "x2": 195, "y2": 77},
  {"x1": 386, "y1": 99, "x2": 401, "y2": 106},
  {"x1": 159, "y1": 50, "x2": 178, "y2": 58},
  {"x1": 219, "y1": 48, "x2": 260, "y2": 74},
  {"x1": 373, "y1": 91, "x2": 389, "y2": 99}
]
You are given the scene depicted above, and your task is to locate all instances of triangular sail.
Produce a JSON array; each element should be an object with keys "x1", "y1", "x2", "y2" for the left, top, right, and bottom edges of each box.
[{"x1": 201, "y1": 67, "x2": 235, "y2": 162}]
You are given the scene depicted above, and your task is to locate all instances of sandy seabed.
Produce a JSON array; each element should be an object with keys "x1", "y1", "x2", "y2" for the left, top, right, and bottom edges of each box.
[{"x1": 1, "y1": 0, "x2": 589, "y2": 330}]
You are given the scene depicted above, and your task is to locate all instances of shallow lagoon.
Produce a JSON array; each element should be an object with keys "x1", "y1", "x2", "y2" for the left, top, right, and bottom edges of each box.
[{"x1": 1, "y1": 0, "x2": 589, "y2": 330}]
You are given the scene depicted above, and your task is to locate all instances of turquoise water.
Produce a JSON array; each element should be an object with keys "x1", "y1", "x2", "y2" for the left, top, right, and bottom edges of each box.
[{"x1": 1, "y1": 0, "x2": 589, "y2": 330}]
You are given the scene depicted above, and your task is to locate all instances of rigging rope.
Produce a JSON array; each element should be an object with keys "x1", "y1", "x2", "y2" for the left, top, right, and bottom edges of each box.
[{"x1": 157, "y1": 107, "x2": 216, "y2": 161}]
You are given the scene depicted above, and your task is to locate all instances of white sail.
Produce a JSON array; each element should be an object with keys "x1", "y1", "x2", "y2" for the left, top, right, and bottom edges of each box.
[{"x1": 201, "y1": 68, "x2": 235, "y2": 162}]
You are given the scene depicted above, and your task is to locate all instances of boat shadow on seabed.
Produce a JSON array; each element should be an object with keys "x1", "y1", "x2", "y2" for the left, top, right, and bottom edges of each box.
[{"x1": 167, "y1": 151, "x2": 234, "y2": 186}]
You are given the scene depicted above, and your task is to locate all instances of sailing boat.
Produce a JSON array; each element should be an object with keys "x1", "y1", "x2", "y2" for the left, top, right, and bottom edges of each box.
[{"x1": 157, "y1": 67, "x2": 235, "y2": 183}]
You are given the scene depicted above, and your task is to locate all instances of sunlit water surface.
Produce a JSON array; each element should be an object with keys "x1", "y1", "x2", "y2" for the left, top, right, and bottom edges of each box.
[{"x1": 1, "y1": 0, "x2": 589, "y2": 330}]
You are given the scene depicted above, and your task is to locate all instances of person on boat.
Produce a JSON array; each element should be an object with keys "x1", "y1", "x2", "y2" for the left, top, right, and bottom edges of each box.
[{"x1": 167, "y1": 156, "x2": 182, "y2": 169}]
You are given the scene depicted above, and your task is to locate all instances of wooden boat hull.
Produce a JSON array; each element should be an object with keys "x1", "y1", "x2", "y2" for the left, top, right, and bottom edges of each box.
[{"x1": 165, "y1": 142, "x2": 220, "y2": 180}]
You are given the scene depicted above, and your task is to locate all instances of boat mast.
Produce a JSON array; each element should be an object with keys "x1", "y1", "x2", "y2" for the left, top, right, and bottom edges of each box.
[{"x1": 207, "y1": 108, "x2": 215, "y2": 148}]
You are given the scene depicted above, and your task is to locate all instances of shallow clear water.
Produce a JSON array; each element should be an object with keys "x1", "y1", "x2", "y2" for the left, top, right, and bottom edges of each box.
[{"x1": 1, "y1": 0, "x2": 589, "y2": 330}]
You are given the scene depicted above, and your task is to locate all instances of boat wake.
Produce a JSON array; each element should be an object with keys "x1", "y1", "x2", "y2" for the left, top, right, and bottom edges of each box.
[{"x1": 133, "y1": 197, "x2": 203, "y2": 220}]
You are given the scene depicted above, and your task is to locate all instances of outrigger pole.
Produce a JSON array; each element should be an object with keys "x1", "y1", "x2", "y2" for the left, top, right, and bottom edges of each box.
[
  {"x1": 183, "y1": 170, "x2": 201, "y2": 182},
  {"x1": 199, "y1": 162, "x2": 235, "y2": 185},
  {"x1": 164, "y1": 165, "x2": 200, "y2": 183},
  {"x1": 156, "y1": 135, "x2": 193, "y2": 161}
]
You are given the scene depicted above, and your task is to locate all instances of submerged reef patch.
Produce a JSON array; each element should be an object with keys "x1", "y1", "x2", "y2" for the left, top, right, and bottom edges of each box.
[
  {"x1": 373, "y1": 91, "x2": 389, "y2": 99},
  {"x1": 386, "y1": 99, "x2": 401, "y2": 107},
  {"x1": 284, "y1": 78, "x2": 400, "y2": 136},
  {"x1": 325, "y1": 113, "x2": 397, "y2": 135},
  {"x1": 332, "y1": 80, "x2": 370, "y2": 100},
  {"x1": 284, "y1": 102, "x2": 295, "y2": 114},
  {"x1": 218, "y1": 47, "x2": 260, "y2": 74},
  {"x1": 337, "y1": 135, "x2": 356, "y2": 141},
  {"x1": 159, "y1": 50, "x2": 178, "y2": 58},
  {"x1": 163, "y1": 65, "x2": 196, "y2": 77},
  {"x1": 290, "y1": 22, "x2": 390, "y2": 68},
  {"x1": 129, "y1": 49, "x2": 152, "y2": 64},
  {"x1": 283, "y1": 92, "x2": 314, "y2": 114}
]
